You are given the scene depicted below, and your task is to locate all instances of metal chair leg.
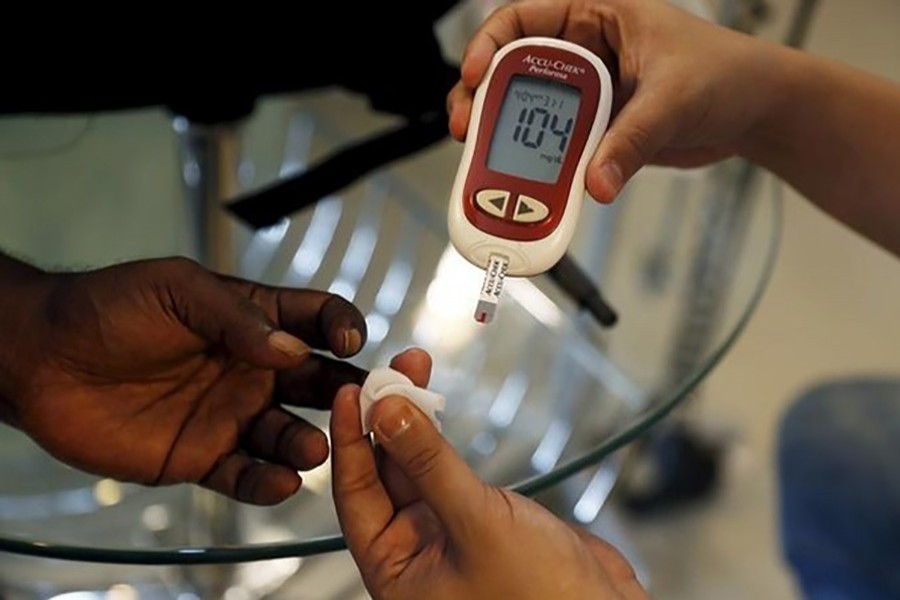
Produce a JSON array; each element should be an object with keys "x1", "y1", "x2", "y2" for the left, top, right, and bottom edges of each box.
[
  {"x1": 173, "y1": 117, "x2": 244, "y2": 597},
  {"x1": 174, "y1": 117, "x2": 243, "y2": 273}
]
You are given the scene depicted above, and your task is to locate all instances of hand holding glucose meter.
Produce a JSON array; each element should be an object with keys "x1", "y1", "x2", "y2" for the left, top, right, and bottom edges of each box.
[{"x1": 448, "y1": 37, "x2": 613, "y2": 323}]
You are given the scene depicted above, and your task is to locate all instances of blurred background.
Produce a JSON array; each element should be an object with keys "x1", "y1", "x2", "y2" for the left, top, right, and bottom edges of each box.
[
  {"x1": 636, "y1": 1, "x2": 900, "y2": 598},
  {"x1": 0, "y1": 1, "x2": 898, "y2": 598}
]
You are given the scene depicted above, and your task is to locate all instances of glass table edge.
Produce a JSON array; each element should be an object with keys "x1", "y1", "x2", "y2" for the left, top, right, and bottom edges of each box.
[{"x1": 0, "y1": 179, "x2": 784, "y2": 565}]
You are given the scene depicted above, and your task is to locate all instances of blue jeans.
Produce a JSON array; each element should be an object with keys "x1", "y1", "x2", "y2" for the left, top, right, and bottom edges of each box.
[{"x1": 779, "y1": 378, "x2": 900, "y2": 600}]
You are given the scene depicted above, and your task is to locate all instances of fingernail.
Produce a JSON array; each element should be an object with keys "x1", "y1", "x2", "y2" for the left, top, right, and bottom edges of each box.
[
  {"x1": 373, "y1": 400, "x2": 414, "y2": 441},
  {"x1": 268, "y1": 330, "x2": 307, "y2": 357},
  {"x1": 342, "y1": 328, "x2": 363, "y2": 355},
  {"x1": 598, "y1": 161, "x2": 624, "y2": 199}
]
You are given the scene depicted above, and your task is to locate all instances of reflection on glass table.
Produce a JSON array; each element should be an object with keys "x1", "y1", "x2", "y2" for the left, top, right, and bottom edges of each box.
[{"x1": 0, "y1": 94, "x2": 780, "y2": 597}]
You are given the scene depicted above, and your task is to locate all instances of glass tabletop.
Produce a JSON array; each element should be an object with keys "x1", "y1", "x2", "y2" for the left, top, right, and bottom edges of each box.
[{"x1": 0, "y1": 93, "x2": 781, "y2": 566}]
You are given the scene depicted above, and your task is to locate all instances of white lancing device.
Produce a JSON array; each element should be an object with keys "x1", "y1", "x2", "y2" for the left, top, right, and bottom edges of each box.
[{"x1": 448, "y1": 37, "x2": 613, "y2": 323}]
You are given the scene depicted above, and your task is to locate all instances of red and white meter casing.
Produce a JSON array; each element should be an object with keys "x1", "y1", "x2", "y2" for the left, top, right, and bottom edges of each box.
[{"x1": 448, "y1": 37, "x2": 613, "y2": 323}]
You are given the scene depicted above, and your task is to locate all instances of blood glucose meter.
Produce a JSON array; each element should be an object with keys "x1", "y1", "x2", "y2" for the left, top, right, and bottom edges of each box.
[{"x1": 448, "y1": 37, "x2": 613, "y2": 323}]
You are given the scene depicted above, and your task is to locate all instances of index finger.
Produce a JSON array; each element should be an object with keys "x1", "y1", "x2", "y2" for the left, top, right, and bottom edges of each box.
[
  {"x1": 389, "y1": 348, "x2": 433, "y2": 388},
  {"x1": 460, "y1": 2, "x2": 572, "y2": 89},
  {"x1": 278, "y1": 291, "x2": 367, "y2": 358},
  {"x1": 223, "y1": 276, "x2": 367, "y2": 358}
]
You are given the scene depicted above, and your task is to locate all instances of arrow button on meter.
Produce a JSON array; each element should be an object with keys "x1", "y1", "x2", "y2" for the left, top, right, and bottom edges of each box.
[
  {"x1": 475, "y1": 189, "x2": 511, "y2": 218},
  {"x1": 514, "y1": 195, "x2": 550, "y2": 223}
]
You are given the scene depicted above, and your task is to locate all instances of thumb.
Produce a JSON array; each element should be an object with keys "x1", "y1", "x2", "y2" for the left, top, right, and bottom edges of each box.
[
  {"x1": 370, "y1": 395, "x2": 485, "y2": 538},
  {"x1": 587, "y1": 89, "x2": 683, "y2": 203},
  {"x1": 165, "y1": 259, "x2": 310, "y2": 369}
]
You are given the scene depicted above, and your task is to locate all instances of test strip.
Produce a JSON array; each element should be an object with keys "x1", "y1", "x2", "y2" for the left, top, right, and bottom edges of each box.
[{"x1": 475, "y1": 254, "x2": 510, "y2": 324}]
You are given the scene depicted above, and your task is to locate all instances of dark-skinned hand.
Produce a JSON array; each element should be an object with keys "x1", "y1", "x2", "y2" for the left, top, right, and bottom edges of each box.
[{"x1": 1, "y1": 257, "x2": 367, "y2": 505}]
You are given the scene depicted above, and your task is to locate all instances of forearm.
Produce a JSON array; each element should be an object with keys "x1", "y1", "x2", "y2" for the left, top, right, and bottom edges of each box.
[
  {"x1": 0, "y1": 252, "x2": 50, "y2": 425},
  {"x1": 743, "y1": 43, "x2": 900, "y2": 255}
]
